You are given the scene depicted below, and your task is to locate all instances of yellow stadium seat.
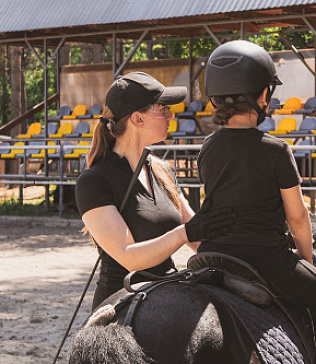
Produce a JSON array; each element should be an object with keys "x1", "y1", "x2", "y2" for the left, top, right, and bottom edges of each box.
[
  {"x1": 283, "y1": 139, "x2": 294, "y2": 145},
  {"x1": 1, "y1": 142, "x2": 24, "y2": 158},
  {"x1": 17, "y1": 122, "x2": 42, "y2": 139},
  {"x1": 169, "y1": 102, "x2": 185, "y2": 116},
  {"x1": 167, "y1": 119, "x2": 178, "y2": 136},
  {"x1": 274, "y1": 97, "x2": 302, "y2": 115},
  {"x1": 195, "y1": 101, "x2": 214, "y2": 117},
  {"x1": 49, "y1": 122, "x2": 73, "y2": 138},
  {"x1": 269, "y1": 117, "x2": 296, "y2": 135},
  {"x1": 62, "y1": 105, "x2": 87, "y2": 120}
]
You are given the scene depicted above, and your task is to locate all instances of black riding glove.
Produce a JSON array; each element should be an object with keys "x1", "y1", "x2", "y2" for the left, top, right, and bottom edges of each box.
[{"x1": 185, "y1": 198, "x2": 235, "y2": 243}]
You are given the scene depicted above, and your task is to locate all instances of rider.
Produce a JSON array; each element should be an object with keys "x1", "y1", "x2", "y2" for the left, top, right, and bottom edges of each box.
[{"x1": 197, "y1": 40, "x2": 316, "y2": 314}]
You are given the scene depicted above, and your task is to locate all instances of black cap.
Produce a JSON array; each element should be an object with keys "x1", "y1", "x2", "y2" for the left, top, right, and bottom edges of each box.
[{"x1": 105, "y1": 72, "x2": 187, "y2": 122}]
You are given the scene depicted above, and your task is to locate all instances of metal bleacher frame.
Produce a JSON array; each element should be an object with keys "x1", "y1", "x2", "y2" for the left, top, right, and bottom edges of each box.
[{"x1": 1, "y1": 139, "x2": 316, "y2": 216}]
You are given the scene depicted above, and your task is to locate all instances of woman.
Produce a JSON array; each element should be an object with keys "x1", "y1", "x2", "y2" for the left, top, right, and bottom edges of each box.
[
  {"x1": 198, "y1": 40, "x2": 316, "y2": 310},
  {"x1": 75, "y1": 71, "x2": 234, "y2": 310}
]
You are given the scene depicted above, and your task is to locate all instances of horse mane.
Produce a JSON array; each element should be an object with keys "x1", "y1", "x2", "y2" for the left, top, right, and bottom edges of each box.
[{"x1": 68, "y1": 323, "x2": 154, "y2": 364}]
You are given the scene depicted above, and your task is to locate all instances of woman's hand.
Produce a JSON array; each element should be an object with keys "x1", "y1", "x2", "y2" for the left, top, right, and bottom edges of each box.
[{"x1": 185, "y1": 198, "x2": 236, "y2": 243}]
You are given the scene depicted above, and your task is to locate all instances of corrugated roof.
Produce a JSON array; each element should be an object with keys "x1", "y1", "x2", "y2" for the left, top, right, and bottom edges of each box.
[{"x1": 0, "y1": 0, "x2": 315, "y2": 33}]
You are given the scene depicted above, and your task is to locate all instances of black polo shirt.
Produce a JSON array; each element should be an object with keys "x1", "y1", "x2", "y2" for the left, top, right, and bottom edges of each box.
[
  {"x1": 75, "y1": 151, "x2": 181, "y2": 293},
  {"x1": 197, "y1": 128, "x2": 302, "y2": 248}
]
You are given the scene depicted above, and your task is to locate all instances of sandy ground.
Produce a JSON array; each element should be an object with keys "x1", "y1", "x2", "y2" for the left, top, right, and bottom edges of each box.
[{"x1": 0, "y1": 215, "x2": 193, "y2": 364}]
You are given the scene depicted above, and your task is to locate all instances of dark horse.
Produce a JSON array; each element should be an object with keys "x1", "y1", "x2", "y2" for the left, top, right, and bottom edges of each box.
[{"x1": 69, "y1": 219, "x2": 316, "y2": 364}]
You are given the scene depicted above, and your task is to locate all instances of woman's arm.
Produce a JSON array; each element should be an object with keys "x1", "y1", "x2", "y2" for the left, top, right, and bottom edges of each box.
[
  {"x1": 280, "y1": 185, "x2": 313, "y2": 263},
  {"x1": 83, "y1": 205, "x2": 188, "y2": 271},
  {"x1": 179, "y1": 194, "x2": 200, "y2": 252}
]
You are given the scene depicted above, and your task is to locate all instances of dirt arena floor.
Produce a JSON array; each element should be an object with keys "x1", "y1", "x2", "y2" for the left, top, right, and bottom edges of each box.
[{"x1": 0, "y1": 215, "x2": 193, "y2": 364}]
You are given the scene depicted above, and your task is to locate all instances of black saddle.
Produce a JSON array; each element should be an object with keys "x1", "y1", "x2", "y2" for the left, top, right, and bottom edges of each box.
[
  {"x1": 188, "y1": 252, "x2": 315, "y2": 364},
  {"x1": 188, "y1": 252, "x2": 273, "y2": 306}
]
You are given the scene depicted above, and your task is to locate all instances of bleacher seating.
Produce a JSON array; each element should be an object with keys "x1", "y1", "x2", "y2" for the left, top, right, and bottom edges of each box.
[
  {"x1": 0, "y1": 142, "x2": 11, "y2": 156},
  {"x1": 49, "y1": 123, "x2": 73, "y2": 139},
  {"x1": 33, "y1": 122, "x2": 58, "y2": 139},
  {"x1": 62, "y1": 105, "x2": 87, "y2": 120},
  {"x1": 0, "y1": 142, "x2": 24, "y2": 159},
  {"x1": 273, "y1": 97, "x2": 302, "y2": 115},
  {"x1": 295, "y1": 97, "x2": 316, "y2": 116},
  {"x1": 65, "y1": 121, "x2": 90, "y2": 138},
  {"x1": 177, "y1": 101, "x2": 203, "y2": 119},
  {"x1": 169, "y1": 102, "x2": 185, "y2": 117},
  {"x1": 257, "y1": 117, "x2": 275, "y2": 133},
  {"x1": 293, "y1": 139, "x2": 315, "y2": 159},
  {"x1": 78, "y1": 104, "x2": 102, "y2": 119},
  {"x1": 17, "y1": 122, "x2": 42, "y2": 139},
  {"x1": 167, "y1": 119, "x2": 177, "y2": 136},
  {"x1": 268, "y1": 98, "x2": 281, "y2": 115},
  {"x1": 269, "y1": 117, "x2": 296, "y2": 135},
  {"x1": 64, "y1": 141, "x2": 90, "y2": 158},
  {"x1": 81, "y1": 123, "x2": 96, "y2": 138},
  {"x1": 16, "y1": 141, "x2": 42, "y2": 158},
  {"x1": 169, "y1": 119, "x2": 196, "y2": 137},
  {"x1": 31, "y1": 142, "x2": 57, "y2": 158},
  {"x1": 48, "y1": 105, "x2": 71, "y2": 121},
  {"x1": 290, "y1": 117, "x2": 316, "y2": 134},
  {"x1": 195, "y1": 101, "x2": 214, "y2": 117}
]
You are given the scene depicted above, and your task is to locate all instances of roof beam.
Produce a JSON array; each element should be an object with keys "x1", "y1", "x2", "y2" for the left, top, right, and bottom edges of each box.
[
  {"x1": 203, "y1": 25, "x2": 221, "y2": 46},
  {"x1": 1, "y1": 12, "x2": 316, "y2": 45}
]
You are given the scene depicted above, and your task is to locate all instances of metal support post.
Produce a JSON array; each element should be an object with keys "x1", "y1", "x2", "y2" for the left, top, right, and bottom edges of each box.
[
  {"x1": 240, "y1": 22, "x2": 244, "y2": 40},
  {"x1": 112, "y1": 33, "x2": 117, "y2": 80},
  {"x1": 114, "y1": 30, "x2": 148, "y2": 79},
  {"x1": 43, "y1": 39, "x2": 50, "y2": 209},
  {"x1": 25, "y1": 36, "x2": 66, "y2": 210},
  {"x1": 203, "y1": 25, "x2": 222, "y2": 46},
  {"x1": 58, "y1": 145, "x2": 64, "y2": 217}
]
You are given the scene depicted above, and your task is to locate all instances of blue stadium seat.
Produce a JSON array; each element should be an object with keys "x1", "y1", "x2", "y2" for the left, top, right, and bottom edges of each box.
[
  {"x1": 65, "y1": 122, "x2": 90, "y2": 138},
  {"x1": 257, "y1": 117, "x2": 275, "y2": 133}
]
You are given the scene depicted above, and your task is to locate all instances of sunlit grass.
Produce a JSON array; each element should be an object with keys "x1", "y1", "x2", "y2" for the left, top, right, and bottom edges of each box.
[{"x1": 0, "y1": 185, "x2": 80, "y2": 218}]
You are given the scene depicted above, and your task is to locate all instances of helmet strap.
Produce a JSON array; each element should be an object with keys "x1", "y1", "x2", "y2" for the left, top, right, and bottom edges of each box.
[{"x1": 243, "y1": 85, "x2": 276, "y2": 126}]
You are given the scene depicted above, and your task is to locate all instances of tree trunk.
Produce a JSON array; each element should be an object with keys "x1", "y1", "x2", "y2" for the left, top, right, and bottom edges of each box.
[
  {"x1": 0, "y1": 45, "x2": 9, "y2": 126},
  {"x1": 10, "y1": 46, "x2": 22, "y2": 137},
  {"x1": 93, "y1": 44, "x2": 104, "y2": 64},
  {"x1": 81, "y1": 44, "x2": 92, "y2": 64},
  {"x1": 9, "y1": 46, "x2": 22, "y2": 176},
  {"x1": 21, "y1": 47, "x2": 27, "y2": 128},
  {"x1": 59, "y1": 45, "x2": 70, "y2": 67}
]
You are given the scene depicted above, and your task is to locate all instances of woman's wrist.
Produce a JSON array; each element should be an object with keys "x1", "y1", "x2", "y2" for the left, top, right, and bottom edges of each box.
[{"x1": 174, "y1": 224, "x2": 190, "y2": 245}]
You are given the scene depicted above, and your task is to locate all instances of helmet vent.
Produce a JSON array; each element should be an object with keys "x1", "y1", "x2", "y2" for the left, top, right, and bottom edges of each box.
[{"x1": 211, "y1": 57, "x2": 241, "y2": 68}]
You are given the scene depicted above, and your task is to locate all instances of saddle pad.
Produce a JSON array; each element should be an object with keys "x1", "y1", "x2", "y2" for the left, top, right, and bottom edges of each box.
[{"x1": 203, "y1": 285, "x2": 310, "y2": 364}]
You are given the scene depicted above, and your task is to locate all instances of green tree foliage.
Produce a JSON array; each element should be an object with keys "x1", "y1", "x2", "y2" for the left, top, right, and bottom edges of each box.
[
  {"x1": 247, "y1": 27, "x2": 314, "y2": 51},
  {"x1": 23, "y1": 47, "x2": 57, "y2": 123}
]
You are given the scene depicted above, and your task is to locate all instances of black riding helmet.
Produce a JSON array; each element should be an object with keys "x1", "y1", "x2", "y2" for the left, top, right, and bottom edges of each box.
[{"x1": 205, "y1": 40, "x2": 282, "y2": 125}]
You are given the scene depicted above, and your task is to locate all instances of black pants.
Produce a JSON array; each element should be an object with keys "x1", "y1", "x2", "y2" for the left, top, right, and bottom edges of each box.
[
  {"x1": 92, "y1": 278, "x2": 122, "y2": 312},
  {"x1": 199, "y1": 242, "x2": 316, "y2": 310}
]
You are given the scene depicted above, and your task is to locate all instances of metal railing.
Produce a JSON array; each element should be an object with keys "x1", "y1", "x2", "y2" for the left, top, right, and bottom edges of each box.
[{"x1": 1, "y1": 142, "x2": 316, "y2": 214}]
